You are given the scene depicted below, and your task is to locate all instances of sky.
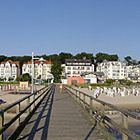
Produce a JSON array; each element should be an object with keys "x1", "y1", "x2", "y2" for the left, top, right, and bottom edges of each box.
[{"x1": 0, "y1": 0, "x2": 140, "y2": 60}]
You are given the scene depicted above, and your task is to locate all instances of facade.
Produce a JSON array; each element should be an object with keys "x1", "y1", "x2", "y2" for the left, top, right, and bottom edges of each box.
[
  {"x1": 81, "y1": 72, "x2": 97, "y2": 84},
  {"x1": 0, "y1": 60, "x2": 20, "y2": 81},
  {"x1": 22, "y1": 59, "x2": 53, "y2": 82},
  {"x1": 63, "y1": 59, "x2": 94, "y2": 78},
  {"x1": 128, "y1": 65, "x2": 140, "y2": 81},
  {"x1": 96, "y1": 61, "x2": 132, "y2": 80},
  {"x1": 67, "y1": 77, "x2": 85, "y2": 85}
]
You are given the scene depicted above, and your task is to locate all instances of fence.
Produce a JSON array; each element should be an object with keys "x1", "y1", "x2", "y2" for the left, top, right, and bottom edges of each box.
[
  {"x1": 65, "y1": 86, "x2": 140, "y2": 140},
  {"x1": 0, "y1": 84, "x2": 53, "y2": 140}
]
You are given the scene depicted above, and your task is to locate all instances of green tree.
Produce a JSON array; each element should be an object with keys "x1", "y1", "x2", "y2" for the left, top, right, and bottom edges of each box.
[
  {"x1": 105, "y1": 79, "x2": 115, "y2": 85},
  {"x1": 51, "y1": 61, "x2": 62, "y2": 83},
  {"x1": 74, "y1": 52, "x2": 94, "y2": 63},
  {"x1": 0, "y1": 55, "x2": 7, "y2": 62},
  {"x1": 47, "y1": 54, "x2": 59, "y2": 62},
  {"x1": 96, "y1": 53, "x2": 119, "y2": 63},
  {"x1": 59, "y1": 52, "x2": 73, "y2": 64},
  {"x1": 21, "y1": 73, "x2": 31, "y2": 82},
  {"x1": 124, "y1": 56, "x2": 132, "y2": 65}
]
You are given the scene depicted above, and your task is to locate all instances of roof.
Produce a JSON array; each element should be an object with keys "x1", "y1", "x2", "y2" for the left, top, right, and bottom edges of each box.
[
  {"x1": 23, "y1": 60, "x2": 52, "y2": 65},
  {"x1": 0, "y1": 60, "x2": 20, "y2": 65},
  {"x1": 65, "y1": 59, "x2": 92, "y2": 66}
]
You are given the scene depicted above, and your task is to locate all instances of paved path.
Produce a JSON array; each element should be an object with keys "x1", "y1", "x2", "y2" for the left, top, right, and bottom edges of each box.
[{"x1": 15, "y1": 85, "x2": 105, "y2": 140}]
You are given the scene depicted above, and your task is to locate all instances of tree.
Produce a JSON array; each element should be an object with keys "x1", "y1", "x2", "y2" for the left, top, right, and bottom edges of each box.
[
  {"x1": 74, "y1": 52, "x2": 94, "y2": 63},
  {"x1": 47, "y1": 54, "x2": 59, "y2": 62},
  {"x1": 124, "y1": 56, "x2": 132, "y2": 65},
  {"x1": 0, "y1": 55, "x2": 7, "y2": 62},
  {"x1": 21, "y1": 73, "x2": 31, "y2": 82},
  {"x1": 96, "y1": 53, "x2": 119, "y2": 63},
  {"x1": 51, "y1": 61, "x2": 62, "y2": 83},
  {"x1": 59, "y1": 52, "x2": 73, "y2": 64}
]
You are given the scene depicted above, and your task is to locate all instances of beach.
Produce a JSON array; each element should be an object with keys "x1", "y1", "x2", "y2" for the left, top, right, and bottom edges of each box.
[{"x1": 74, "y1": 87, "x2": 140, "y2": 110}]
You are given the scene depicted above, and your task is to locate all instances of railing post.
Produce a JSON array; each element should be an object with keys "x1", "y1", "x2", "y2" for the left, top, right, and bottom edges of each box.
[
  {"x1": 75, "y1": 91, "x2": 78, "y2": 102},
  {"x1": 79, "y1": 92, "x2": 82, "y2": 104},
  {"x1": 122, "y1": 114, "x2": 128, "y2": 140},
  {"x1": 83, "y1": 94, "x2": 86, "y2": 108},
  {"x1": 89, "y1": 97, "x2": 93, "y2": 116},
  {"x1": 16, "y1": 103, "x2": 20, "y2": 126},
  {"x1": 76, "y1": 91, "x2": 79, "y2": 102},
  {"x1": 27, "y1": 97, "x2": 31, "y2": 115},
  {"x1": 33, "y1": 93, "x2": 35, "y2": 108},
  {"x1": 0, "y1": 112, "x2": 4, "y2": 140}
]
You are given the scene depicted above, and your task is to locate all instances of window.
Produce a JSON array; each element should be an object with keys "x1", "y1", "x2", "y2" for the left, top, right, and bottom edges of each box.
[
  {"x1": 67, "y1": 67, "x2": 71, "y2": 70},
  {"x1": 67, "y1": 71, "x2": 71, "y2": 74},
  {"x1": 87, "y1": 67, "x2": 90, "y2": 70}
]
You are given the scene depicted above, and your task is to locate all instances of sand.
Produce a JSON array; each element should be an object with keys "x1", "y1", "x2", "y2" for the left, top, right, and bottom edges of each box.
[{"x1": 74, "y1": 87, "x2": 140, "y2": 110}]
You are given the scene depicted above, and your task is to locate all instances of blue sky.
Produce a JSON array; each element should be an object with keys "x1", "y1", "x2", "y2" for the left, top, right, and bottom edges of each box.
[{"x1": 0, "y1": 0, "x2": 140, "y2": 60}]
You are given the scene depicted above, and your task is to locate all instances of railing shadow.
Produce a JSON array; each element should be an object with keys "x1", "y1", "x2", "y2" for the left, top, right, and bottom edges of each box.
[
  {"x1": 16, "y1": 87, "x2": 55, "y2": 140},
  {"x1": 84, "y1": 120, "x2": 97, "y2": 140}
]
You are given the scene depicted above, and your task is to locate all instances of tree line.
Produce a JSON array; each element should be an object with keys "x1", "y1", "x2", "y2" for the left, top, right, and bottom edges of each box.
[
  {"x1": 0, "y1": 52, "x2": 139, "y2": 83},
  {"x1": 0, "y1": 52, "x2": 139, "y2": 65}
]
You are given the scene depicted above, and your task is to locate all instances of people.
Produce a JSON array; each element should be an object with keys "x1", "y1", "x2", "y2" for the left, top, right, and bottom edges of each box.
[{"x1": 59, "y1": 83, "x2": 63, "y2": 93}]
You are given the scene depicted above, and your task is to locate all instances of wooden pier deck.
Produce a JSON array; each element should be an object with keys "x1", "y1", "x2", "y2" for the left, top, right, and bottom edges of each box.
[{"x1": 12, "y1": 86, "x2": 105, "y2": 140}]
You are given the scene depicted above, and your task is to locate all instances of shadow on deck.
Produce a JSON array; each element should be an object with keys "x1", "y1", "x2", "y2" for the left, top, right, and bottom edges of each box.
[{"x1": 8, "y1": 86, "x2": 104, "y2": 140}]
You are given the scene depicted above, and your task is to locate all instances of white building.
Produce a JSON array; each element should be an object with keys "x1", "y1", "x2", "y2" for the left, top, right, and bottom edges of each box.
[
  {"x1": 63, "y1": 59, "x2": 94, "y2": 78},
  {"x1": 0, "y1": 60, "x2": 20, "y2": 81},
  {"x1": 22, "y1": 59, "x2": 53, "y2": 82},
  {"x1": 128, "y1": 65, "x2": 140, "y2": 81},
  {"x1": 81, "y1": 72, "x2": 97, "y2": 84},
  {"x1": 96, "y1": 61, "x2": 132, "y2": 80}
]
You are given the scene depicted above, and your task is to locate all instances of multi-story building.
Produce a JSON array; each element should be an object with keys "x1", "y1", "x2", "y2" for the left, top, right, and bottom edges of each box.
[
  {"x1": 22, "y1": 59, "x2": 53, "y2": 82},
  {"x1": 96, "y1": 60, "x2": 132, "y2": 80},
  {"x1": 63, "y1": 59, "x2": 94, "y2": 78},
  {"x1": 128, "y1": 65, "x2": 140, "y2": 81},
  {"x1": 0, "y1": 60, "x2": 20, "y2": 81}
]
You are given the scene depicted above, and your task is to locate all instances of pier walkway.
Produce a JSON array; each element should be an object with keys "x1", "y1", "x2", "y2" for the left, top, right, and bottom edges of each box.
[{"x1": 12, "y1": 85, "x2": 104, "y2": 140}]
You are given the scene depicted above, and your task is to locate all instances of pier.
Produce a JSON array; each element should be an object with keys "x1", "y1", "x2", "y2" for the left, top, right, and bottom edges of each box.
[{"x1": 0, "y1": 84, "x2": 140, "y2": 140}]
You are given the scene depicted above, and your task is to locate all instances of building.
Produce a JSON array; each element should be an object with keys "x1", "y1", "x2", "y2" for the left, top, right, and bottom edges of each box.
[
  {"x1": 61, "y1": 59, "x2": 94, "y2": 85},
  {"x1": 67, "y1": 77, "x2": 85, "y2": 85},
  {"x1": 63, "y1": 59, "x2": 94, "y2": 78},
  {"x1": 22, "y1": 59, "x2": 53, "y2": 82},
  {"x1": 96, "y1": 60, "x2": 132, "y2": 80},
  {"x1": 0, "y1": 60, "x2": 20, "y2": 81},
  {"x1": 81, "y1": 72, "x2": 97, "y2": 84},
  {"x1": 128, "y1": 65, "x2": 140, "y2": 81}
]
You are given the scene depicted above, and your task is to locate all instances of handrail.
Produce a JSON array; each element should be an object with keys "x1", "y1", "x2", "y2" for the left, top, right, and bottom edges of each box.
[
  {"x1": 69, "y1": 86, "x2": 140, "y2": 120},
  {"x1": 1, "y1": 86, "x2": 46, "y2": 113},
  {"x1": 65, "y1": 86, "x2": 140, "y2": 140},
  {"x1": 91, "y1": 96, "x2": 140, "y2": 120},
  {"x1": 0, "y1": 85, "x2": 53, "y2": 140}
]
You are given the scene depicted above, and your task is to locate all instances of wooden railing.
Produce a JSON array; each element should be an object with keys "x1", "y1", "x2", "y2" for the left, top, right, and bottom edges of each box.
[
  {"x1": 0, "y1": 85, "x2": 53, "y2": 140},
  {"x1": 65, "y1": 86, "x2": 140, "y2": 140}
]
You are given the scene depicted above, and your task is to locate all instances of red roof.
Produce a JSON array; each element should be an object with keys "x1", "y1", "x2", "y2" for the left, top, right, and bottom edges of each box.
[
  {"x1": 23, "y1": 60, "x2": 52, "y2": 65},
  {"x1": 0, "y1": 60, "x2": 20, "y2": 65}
]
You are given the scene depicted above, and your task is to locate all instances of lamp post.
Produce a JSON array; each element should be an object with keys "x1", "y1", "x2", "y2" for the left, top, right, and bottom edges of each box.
[{"x1": 31, "y1": 52, "x2": 34, "y2": 94}]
